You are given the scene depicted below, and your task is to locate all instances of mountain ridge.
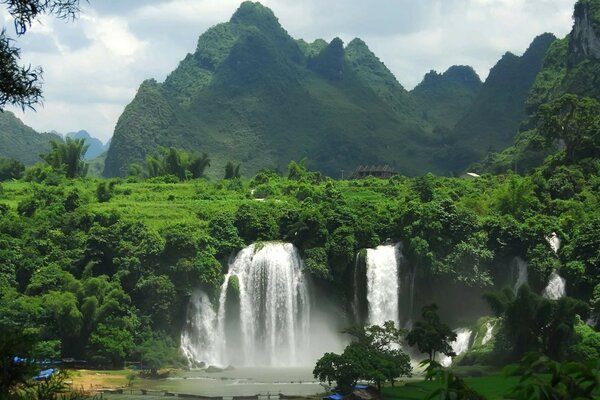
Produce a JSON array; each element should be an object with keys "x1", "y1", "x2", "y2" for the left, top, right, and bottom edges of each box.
[{"x1": 103, "y1": 1, "x2": 555, "y2": 178}]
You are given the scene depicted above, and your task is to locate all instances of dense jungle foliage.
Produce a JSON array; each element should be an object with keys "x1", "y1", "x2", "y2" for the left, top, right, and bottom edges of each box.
[{"x1": 2, "y1": 121, "x2": 600, "y2": 369}]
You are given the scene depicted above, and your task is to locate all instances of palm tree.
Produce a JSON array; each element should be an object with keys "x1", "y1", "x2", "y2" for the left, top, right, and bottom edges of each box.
[
  {"x1": 42, "y1": 137, "x2": 89, "y2": 178},
  {"x1": 188, "y1": 152, "x2": 211, "y2": 179}
]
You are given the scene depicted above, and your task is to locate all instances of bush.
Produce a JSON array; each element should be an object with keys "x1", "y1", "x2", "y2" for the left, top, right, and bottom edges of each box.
[
  {"x1": 0, "y1": 157, "x2": 24, "y2": 181},
  {"x1": 96, "y1": 181, "x2": 117, "y2": 203}
]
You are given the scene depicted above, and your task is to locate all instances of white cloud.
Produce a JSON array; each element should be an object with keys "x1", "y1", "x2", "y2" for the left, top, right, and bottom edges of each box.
[{"x1": 5, "y1": 0, "x2": 577, "y2": 142}]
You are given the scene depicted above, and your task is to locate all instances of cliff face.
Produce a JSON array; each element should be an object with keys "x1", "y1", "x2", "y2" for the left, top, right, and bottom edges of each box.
[{"x1": 569, "y1": 1, "x2": 600, "y2": 65}]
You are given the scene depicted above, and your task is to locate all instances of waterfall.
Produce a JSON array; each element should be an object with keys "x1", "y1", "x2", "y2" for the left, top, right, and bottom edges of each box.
[
  {"x1": 482, "y1": 321, "x2": 495, "y2": 345},
  {"x1": 440, "y1": 328, "x2": 472, "y2": 367},
  {"x1": 182, "y1": 243, "x2": 311, "y2": 367},
  {"x1": 366, "y1": 244, "x2": 401, "y2": 326},
  {"x1": 512, "y1": 257, "x2": 528, "y2": 293},
  {"x1": 543, "y1": 271, "x2": 566, "y2": 300},
  {"x1": 181, "y1": 290, "x2": 220, "y2": 366},
  {"x1": 545, "y1": 232, "x2": 561, "y2": 256}
]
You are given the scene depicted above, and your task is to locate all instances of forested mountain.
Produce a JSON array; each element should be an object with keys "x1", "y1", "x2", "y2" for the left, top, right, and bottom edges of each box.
[
  {"x1": 104, "y1": 1, "x2": 551, "y2": 178},
  {"x1": 446, "y1": 33, "x2": 556, "y2": 171},
  {"x1": 0, "y1": 111, "x2": 60, "y2": 164},
  {"x1": 103, "y1": 2, "x2": 431, "y2": 177},
  {"x1": 478, "y1": 0, "x2": 600, "y2": 173},
  {"x1": 411, "y1": 65, "x2": 482, "y2": 130}
]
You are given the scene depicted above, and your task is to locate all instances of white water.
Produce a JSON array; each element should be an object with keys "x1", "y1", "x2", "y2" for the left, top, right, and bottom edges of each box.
[
  {"x1": 182, "y1": 243, "x2": 311, "y2": 367},
  {"x1": 545, "y1": 232, "x2": 561, "y2": 256},
  {"x1": 366, "y1": 244, "x2": 401, "y2": 326},
  {"x1": 543, "y1": 271, "x2": 566, "y2": 300},
  {"x1": 440, "y1": 328, "x2": 472, "y2": 367},
  {"x1": 482, "y1": 321, "x2": 495, "y2": 345},
  {"x1": 513, "y1": 257, "x2": 528, "y2": 293},
  {"x1": 181, "y1": 290, "x2": 220, "y2": 366}
]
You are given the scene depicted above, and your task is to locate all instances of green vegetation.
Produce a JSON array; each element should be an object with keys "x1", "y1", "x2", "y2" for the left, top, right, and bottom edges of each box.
[
  {"x1": 406, "y1": 304, "x2": 457, "y2": 362},
  {"x1": 382, "y1": 375, "x2": 521, "y2": 400},
  {"x1": 0, "y1": 111, "x2": 60, "y2": 164},
  {"x1": 313, "y1": 321, "x2": 411, "y2": 392},
  {"x1": 448, "y1": 33, "x2": 556, "y2": 172}
]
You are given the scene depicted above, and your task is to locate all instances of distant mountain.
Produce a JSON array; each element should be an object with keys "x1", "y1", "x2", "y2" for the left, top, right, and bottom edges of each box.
[
  {"x1": 66, "y1": 130, "x2": 105, "y2": 160},
  {"x1": 103, "y1": 1, "x2": 556, "y2": 178},
  {"x1": 104, "y1": 1, "x2": 437, "y2": 177},
  {"x1": 411, "y1": 65, "x2": 482, "y2": 130},
  {"x1": 445, "y1": 33, "x2": 556, "y2": 171},
  {"x1": 0, "y1": 111, "x2": 60, "y2": 164}
]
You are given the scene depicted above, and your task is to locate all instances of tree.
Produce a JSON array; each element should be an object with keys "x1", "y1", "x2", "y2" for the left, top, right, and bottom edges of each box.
[
  {"x1": 188, "y1": 152, "x2": 211, "y2": 179},
  {"x1": 136, "y1": 147, "x2": 210, "y2": 180},
  {"x1": 1, "y1": 0, "x2": 83, "y2": 110},
  {"x1": 42, "y1": 137, "x2": 89, "y2": 178},
  {"x1": 224, "y1": 161, "x2": 241, "y2": 179},
  {"x1": 87, "y1": 323, "x2": 134, "y2": 367},
  {"x1": 483, "y1": 285, "x2": 588, "y2": 361},
  {"x1": 0, "y1": 327, "x2": 37, "y2": 398},
  {"x1": 536, "y1": 94, "x2": 600, "y2": 163},
  {"x1": 136, "y1": 338, "x2": 177, "y2": 377},
  {"x1": 314, "y1": 322, "x2": 412, "y2": 393},
  {"x1": 0, "y1": 157, "x2": 24, "y2": 181},
  {"x1": 406, "y1": 304, "x2": 457, "y2": 362}
]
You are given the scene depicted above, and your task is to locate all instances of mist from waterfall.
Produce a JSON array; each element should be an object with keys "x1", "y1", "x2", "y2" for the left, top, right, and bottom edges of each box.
[
  {"x1": 366, "y1": 244, "x2": 401, "y2": 326},
  {"x1": 543, "y1": 271, "x2": 566, "y2": 300},
  {"x1": 182, "y1": 243, "x2": 345, "y2": 367}
]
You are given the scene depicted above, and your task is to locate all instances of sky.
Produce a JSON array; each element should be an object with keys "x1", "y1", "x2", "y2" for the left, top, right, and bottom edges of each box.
[{"x1": 2, "y1": 0, "x2": 576, "y2": 143}]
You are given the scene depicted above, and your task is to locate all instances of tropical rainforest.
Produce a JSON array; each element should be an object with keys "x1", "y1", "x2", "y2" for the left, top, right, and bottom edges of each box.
[{"x1": 2, "y1": 0, "x2": 600, "y2": 398}]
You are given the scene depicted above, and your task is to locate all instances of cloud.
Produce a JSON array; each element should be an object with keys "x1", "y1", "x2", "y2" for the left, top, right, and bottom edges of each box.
[{"x1": 5, "y1": 0, "x2": 576, "y2": 142}]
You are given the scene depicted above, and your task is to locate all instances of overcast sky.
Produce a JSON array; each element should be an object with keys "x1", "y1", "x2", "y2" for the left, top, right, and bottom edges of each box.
[{"x1": 3, "y1": 0, "x2": 575, "y2": 143}]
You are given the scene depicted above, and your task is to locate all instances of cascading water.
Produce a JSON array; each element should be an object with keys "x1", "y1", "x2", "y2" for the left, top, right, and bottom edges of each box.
[
  {"x1": 543, "y1": 271, "x2": 566, "y2": 300},
  {"x1": 440, "y1": 328, "x2": 472, "y2": 367},
  {"x1": 512, "y1": 257, "x2": 528, "y2": 293},
  {"x1": 182, "y1": 243, "x2": 311, "y2": 367},
  {"x1": 482, "y1": 321, "x2": 495, "y2": 345},
  {"x1": 545, "y1": 232, "x2": 561, "y2": 256},
  {"x1": 181, "y1": 290, "x2": 220, "y2": 366},
  {"x1": 366, "y1": 244, "x2": 401, "y2": 326}
]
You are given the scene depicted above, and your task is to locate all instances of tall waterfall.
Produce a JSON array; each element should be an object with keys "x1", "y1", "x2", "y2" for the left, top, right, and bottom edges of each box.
[
  {"x1": 366, "y1": 244, "x2": 401, "y2": 326},
  {"x1": 440, "y1": 328, "x2": 472, "y2": 367},
  {"x1": 182, "y1": 243, "x2": 311, "y2": 367},
  {"x1": 512, "y1": 257, "x2": 528, "y2": 293},
  {"x1": 543, "y1": 271, "x2": 566, "y2": 300}
]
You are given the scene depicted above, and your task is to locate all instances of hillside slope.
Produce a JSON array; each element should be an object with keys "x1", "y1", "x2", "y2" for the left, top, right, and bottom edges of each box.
[
  {"x1": 447, "y1": 33, "x2": 556, "y2": 171},
  {"x1": 104, "y1": 2, "x2": 436, "y2": 177},
  {"x1": 0, "y1": 111, "x2": 60, "y2": 164}
]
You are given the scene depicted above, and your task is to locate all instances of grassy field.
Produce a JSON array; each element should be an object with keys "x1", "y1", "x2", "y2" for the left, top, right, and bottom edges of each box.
[
  {"x1": 0, "y1": 177, "x2": 425, "y2": 230},
  {"x1": 383, "y1": 375, "x2": 522, "y2": 400}
]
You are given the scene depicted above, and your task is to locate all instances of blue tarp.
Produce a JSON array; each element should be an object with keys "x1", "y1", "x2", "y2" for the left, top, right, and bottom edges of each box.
[
  {"x1": 325, "y1": 394, "x2": 344, "y2": 400},
  {"x1": 32, "y1": 368, "x2": 55, "y2": 381},
  {"x1": 354, "y1": 384, "x2": 368, "y2": 390}
]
